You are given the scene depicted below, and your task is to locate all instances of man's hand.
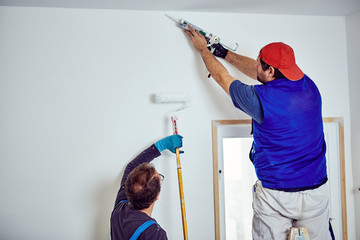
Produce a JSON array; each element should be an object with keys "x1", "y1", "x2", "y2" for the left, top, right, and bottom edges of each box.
[
  {"x1": 184, "y1": 25, "x2": 209, "y2": 54},
  {"x1": 210, "y1": 43, "x2": 228, "y2": 59},
  {"x1": 184, "y1": 24, "x2": 236, "y2": 95},
  {"x1": 155, "y1": 135, "x2": 183, "y2": 153}
]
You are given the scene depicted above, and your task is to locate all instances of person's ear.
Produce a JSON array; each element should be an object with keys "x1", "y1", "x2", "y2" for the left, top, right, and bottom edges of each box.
[{"x1": 267, "y1": 66, "x2": 276, "y2": 80}]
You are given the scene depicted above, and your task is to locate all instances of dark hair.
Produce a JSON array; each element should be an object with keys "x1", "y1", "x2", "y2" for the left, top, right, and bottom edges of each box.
[
  {"x1": 125, "y1": 163, "x2": 161, "y2": 210},
  {"x1": 260, "y1": 58, "x2": 286, "y2": 80}
]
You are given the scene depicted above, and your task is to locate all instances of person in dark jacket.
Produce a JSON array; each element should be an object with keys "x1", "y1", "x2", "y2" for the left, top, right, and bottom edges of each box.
[{"x1": 111, "y1": 135, "x2": 183, "y2": 240}]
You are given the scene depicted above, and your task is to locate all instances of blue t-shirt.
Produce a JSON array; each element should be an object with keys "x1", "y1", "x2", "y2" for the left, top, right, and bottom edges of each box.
[
  {"x1": 230, "y1": 76, "x2": 327, "y2": 190},
  {"x1": 229, "y1": 80, "x2": 264, "y2": 123}
]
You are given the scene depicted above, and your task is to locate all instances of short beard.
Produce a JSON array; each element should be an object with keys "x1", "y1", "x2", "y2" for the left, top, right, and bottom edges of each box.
[{"x1": 257, "y1": 75, "x2": 267, "y2": 84}]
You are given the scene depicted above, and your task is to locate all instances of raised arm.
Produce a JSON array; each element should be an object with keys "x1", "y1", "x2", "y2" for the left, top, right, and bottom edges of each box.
[
  {"x1": 120, "y1": 135, "x2": 183, "y2": 187},
  {"x1": 225, "y1": 51, "x2": 257, "y2": 80},
  {"x1": 114, "y1": 135, "x2": 183, "y2": 204},
  {"x1": 185, "y1": 26, "x2": 236, "y2": 95},
  {"x1": 210, "y1": 41, "x2": 258, "y2": 80}
]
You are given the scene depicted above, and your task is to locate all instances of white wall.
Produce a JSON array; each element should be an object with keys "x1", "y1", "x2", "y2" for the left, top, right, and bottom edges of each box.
[
  {"x1": 0, "y1": 6, "x2": 356, "y2": 239},
  {"x1": 347, "y1": 10, "x2": 360, "y2": 240}
]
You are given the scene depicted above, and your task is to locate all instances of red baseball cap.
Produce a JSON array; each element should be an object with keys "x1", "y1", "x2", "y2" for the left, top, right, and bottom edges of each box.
[{"x1": 259, "y1": 42, "x2": 304, "y2": 81}]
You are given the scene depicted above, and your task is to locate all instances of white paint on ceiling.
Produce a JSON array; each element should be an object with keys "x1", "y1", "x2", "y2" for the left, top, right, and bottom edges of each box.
[{"x1": 1, "y1": 0, "x2": 360, "y2": 16}]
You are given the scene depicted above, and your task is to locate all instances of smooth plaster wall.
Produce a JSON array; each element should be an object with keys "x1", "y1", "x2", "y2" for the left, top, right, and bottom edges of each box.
[
  {"x1": 346, "y1": 9, "x2": 360, "y2": 240},
  {"x1": 0, "y1": 6, "x2": 356, "y2": 239}
]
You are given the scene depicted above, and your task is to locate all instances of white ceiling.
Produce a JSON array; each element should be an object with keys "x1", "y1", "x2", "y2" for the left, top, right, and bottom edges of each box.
[{"x1": 1, "y1": 0, "x2": 360, "y2": 16}]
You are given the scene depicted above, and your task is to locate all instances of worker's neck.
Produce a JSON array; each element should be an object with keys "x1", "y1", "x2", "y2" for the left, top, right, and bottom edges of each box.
[{"x1": 139, "y1": 202, "x2": 155, "y2": 217}]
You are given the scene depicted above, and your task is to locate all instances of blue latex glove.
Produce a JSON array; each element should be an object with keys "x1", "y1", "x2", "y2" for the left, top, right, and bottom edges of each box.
[
  {"x1": 155, "y1": 135, "x2": 183, "y2": 153},
  {"x1": 209, "y1": 43, "x2": 228, "y2": 59}
]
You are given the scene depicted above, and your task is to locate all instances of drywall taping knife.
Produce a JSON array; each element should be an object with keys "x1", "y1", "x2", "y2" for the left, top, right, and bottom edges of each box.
[{"x1": 165, "y1": 14, "x2": 238, "y2": 52}]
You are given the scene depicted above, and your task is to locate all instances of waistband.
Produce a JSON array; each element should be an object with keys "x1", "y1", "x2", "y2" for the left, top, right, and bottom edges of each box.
[{"x1": 267, "y1": 177, "x2": 328, "y2": 192}]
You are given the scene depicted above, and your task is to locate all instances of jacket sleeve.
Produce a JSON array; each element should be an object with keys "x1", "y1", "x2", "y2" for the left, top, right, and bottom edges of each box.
[{"x1": 114, "y1": 144, "x2": 161, "y2": 206}]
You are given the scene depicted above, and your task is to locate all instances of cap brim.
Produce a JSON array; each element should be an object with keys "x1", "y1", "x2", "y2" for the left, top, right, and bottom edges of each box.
[{"x1": 280, "y1": 64, "x2": 304, "y2": 81}]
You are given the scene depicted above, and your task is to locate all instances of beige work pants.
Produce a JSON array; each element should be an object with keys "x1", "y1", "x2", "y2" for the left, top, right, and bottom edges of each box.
[{"x1": 252, "y1": 180, "x2": 332, "y2": 240}]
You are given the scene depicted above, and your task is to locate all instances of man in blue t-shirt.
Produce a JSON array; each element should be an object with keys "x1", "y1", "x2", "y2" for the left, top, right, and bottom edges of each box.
[
  {"x1": 111, "y1": 135, "x2": 183, "y2": 240},
  {"x1": 184, "y1": 26, "x2": 332, "y2": 240}
]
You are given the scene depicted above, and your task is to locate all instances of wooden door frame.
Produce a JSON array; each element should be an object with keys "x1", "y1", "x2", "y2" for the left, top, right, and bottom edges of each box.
[{"x1": 211, "y1": 118, "x2": 347, "y2": 240}]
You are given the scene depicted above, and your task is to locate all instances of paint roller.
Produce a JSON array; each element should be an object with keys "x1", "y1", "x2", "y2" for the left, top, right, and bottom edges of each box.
[
  {"x1": 154, "y1": 92, "x2": 191, "y2": 113},
  {"x1": 153, "y1": 92, "x2": 190, "y2": 240}
]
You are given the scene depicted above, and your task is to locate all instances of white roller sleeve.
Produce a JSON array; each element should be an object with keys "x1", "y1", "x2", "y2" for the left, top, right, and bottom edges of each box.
[{"x1": 154, "y1": 93, "x2": 191, "y2": 103}]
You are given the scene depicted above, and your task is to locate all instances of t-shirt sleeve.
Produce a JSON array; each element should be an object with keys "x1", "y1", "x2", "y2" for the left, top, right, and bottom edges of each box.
[{"x1": 229, "y1": 80, "x2": 264, "y2": 124}]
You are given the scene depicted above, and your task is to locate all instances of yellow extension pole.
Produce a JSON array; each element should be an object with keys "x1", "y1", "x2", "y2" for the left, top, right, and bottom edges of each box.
[{"x1": 172, "y1": 116, "x2": 188, "y2": 240}]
